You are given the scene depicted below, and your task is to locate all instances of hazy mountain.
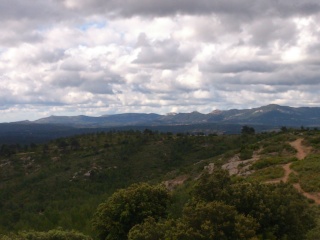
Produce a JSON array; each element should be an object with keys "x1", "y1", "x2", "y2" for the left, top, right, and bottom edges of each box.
[
  {"x1": 208, "y1": 104, "x2": 320, "y2": 126},
  {"x1": 35, "y1": 113, "x2": 162, "y2": 127},
  {"x1": 2, "y1": 104, "x2": 320, "y2": 145},
  {"x1": 33, "y1": 104, "x2": 320, "y2": 127}
]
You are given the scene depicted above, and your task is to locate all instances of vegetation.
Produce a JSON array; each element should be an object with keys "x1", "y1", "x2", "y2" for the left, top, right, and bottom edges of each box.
[
  {"x1": 0, "y1": 229, "x2": 92, "y2": 240},
  {"x1": 126, "y1": 170, "x2": 315, "y2": 239},
  {"x1": 0, "y1": 130, "x2": 251, "y2": 235},
  {"x1": 92, "y1": 183, "x2": 169, "y2": 240},
  {"x1": 1, "y1": 128, "x2": 320, "y2": 239},
  {"x1": 291, "y1": 155, "x2": 320, "y2": 192},
  {"x1": 241, "y1": 125, "x2": 255, "y2": 135},
  {"x1": 247, "y1": 166, "x2": 284, "y2": 181},
  {"x1": 251, "y1": 156, "x2": 297, "y2": 170}
]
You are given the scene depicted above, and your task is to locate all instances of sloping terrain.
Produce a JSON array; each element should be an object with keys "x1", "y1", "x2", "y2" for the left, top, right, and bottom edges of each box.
[
  {"x1": 219, "y1": 134, "x2": 320, "y2": 205},
  {"x1": 261, "y1": 138, "x2": 320, "y2": 204},
  {"x1": 2, "y1": 128, "x2": 320, "y2": 238},
  {"x1": 0, "y1": 131, "x2": 253, "y2": 234}
]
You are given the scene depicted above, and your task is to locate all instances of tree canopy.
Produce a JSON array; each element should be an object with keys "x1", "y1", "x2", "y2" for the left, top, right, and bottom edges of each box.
[
  {"x1": 241, "y1": 125, "x2": 255, "y2": 135},
  {"x1": 0, "y1": 229, "x2": 92, "y2": 240},
  {"x1": 192, "y1": 170, "x2": 316, "y2": 240},
  {"x1": 114, "y1": 170, "x2": 317, "y2": 239},
  {"x1": 92, "y1": 183, "x2": 170, "y2": 240}
]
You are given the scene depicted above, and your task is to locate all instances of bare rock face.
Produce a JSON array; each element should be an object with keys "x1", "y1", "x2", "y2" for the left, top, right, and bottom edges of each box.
[
  {"x1": 222, "y1": 152, "x2": 260, "y2": 176},
  {"x1": 204, "y1": 163, "x2": 215, "y2": 174},
  {"x1": 222, "y1": 155, "x2": 242, "y2": 175},
  {"x1": 84, "y1": 171, "x2": 91, "y2": 177},
  {"x1": 163, "y1": 175, "x2": 189, "y2": 191}
]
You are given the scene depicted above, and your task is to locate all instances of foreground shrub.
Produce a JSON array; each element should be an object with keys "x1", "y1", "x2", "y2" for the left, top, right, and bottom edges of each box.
[
  {"x1": 92, "y1": 183, "x2": 170, "y2": 240},
  {"x1": 0, "y1": 229, "x2": 92, "y2": 240}
]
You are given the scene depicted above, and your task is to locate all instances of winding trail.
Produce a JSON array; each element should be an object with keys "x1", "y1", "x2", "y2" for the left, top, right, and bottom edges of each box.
[
  {"x1": 267, "y1": 138, "x2": 308, "y2": 184},
  {"x1": 264, "y1": 138, "x2": 320, "y2": 203},
  {"x1": 289, "y1": 138, "x2": 311, "y2": 160},
  {"x1": 293, "y1": 183, "x2": 320, "y2": 204},
  {"x1": 286, "y1": 138, "x2": 320, "y2": 204},
  {"x1": 282, "y1": 163, "x2": 293, "y2": 182}
]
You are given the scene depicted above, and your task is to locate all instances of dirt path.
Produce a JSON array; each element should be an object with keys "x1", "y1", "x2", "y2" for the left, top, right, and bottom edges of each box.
[
  {"x1": 265, "y1": 162, "x2": 293, "y2": 184},
  {"x1": 293, "y1": 183, "x2": 320, "y2": 204},
  {"x1": 268, "y1": 138, "x2": 309, "y2": 184},
  {"x1": 287, "y1": 138, "x2": 320, "y2": 204},
  {"x1": 282, "y1": 162, "x2": 293, "y2": 182},
  {"x1": 289, "y1": 138, "x2": 311, "y2": 160}
]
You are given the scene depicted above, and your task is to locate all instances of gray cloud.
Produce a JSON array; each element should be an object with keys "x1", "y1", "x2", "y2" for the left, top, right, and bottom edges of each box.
[
  {"x1": 0, "y1": 1, "x2": 61, "y2": 21},
  {"x1": 1, "y1": 0, "x2": 320, "y2": 122},
  {"x1": 202, "y1": 60, "x2": 278, "y2": 74},
  {"x1": 248, "y1": 18, "x2": 298, "y2": 47},
  {"x1": 63, "y1": 0, "x2": 320, "y2": 18},
  {"x1": 50, "y1": 71, "x2": 83, "y2": 87},
  {"x1": 133, "y1": 34, "x2": 193, "y2": 69},
  {"x1": 80, "y1": 81, "x2": 114, "y2": 94}
]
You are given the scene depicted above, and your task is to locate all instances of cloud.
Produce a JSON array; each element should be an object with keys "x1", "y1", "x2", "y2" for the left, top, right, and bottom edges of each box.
[
  {"x1": 202, "y1": 60, "x2": 278, "y2": 74},
  {"x1": 133, "y1": 34, "x2": 194, "y2": 69},
  {"x1": 1, "y1": 0, "x2": 320, "y2": 122},
  {"x1": 247, "y1": 18, "x2": 298, "y2": 47},
  {"x1": 60, "y1": 0, "x2": 320, "y2": 19}
]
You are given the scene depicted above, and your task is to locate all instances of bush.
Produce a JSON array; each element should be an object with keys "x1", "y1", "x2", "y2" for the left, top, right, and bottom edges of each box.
[{"x1": 239, "y1": 148, "x2": 253, "y2": 160}]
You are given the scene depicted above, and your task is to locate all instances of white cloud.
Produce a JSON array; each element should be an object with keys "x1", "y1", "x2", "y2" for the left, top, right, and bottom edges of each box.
[{"x1": 1, "y1": 1, "x2": 320, "y2": 122}]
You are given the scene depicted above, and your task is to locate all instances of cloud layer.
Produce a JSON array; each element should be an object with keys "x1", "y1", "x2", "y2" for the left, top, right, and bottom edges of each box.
[{"x1": 1, "y1": 0, "x2": 320, "y2": 121}]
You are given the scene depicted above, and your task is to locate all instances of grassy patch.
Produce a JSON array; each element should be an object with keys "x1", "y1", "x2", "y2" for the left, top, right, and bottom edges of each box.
[
  {"x1": 247, "y1": 166, "x2": 284, "y2": 182},
  {"x1": 261, "y1": 142, "x2": 297, "y2": 155},
  {"x1": 251, "y1": 156, "x2": 297, "y2": 170},
  {"x1": 288, "y1": 172, "x2": 299, "y2": 184},
  {"x1": 291, "y1": 155, "x2": 320, "y2": 192}
]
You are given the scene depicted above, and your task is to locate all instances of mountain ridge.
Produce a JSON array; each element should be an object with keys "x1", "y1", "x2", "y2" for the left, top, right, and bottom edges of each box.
[{"x1": 31, "y1": 104, "x2": 320, "y2": 127}]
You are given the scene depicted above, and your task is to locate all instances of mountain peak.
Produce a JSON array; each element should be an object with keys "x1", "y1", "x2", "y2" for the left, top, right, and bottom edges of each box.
[
  {"x1": 166, "y1": 112, "x2": 178, "y2": 116},
  {"x1": 210, "y1": 110, "x2": 223, "y2": 115}
]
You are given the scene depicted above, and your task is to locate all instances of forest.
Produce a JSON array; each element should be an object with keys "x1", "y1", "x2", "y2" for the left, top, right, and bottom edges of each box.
[{"x1": 1, "y1": 128, "x2": 320, "y2": 239}]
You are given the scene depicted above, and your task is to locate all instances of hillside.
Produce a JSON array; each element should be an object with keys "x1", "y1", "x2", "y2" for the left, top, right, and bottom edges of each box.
[{"x1": 1, "y1": 128, "x2": 320, "y2": 239}]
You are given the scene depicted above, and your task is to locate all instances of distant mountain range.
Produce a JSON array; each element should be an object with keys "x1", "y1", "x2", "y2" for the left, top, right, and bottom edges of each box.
[
  {"x1": 1, "y1": 104, "x2": 320, "y2": 145},
  {"x1": 33, "y1": 104, "x2": 320, "y2": 127}
]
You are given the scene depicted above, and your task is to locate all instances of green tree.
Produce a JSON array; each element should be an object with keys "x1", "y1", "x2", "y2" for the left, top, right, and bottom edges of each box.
[
  {"x1": 222, "y1": 182, "x2": 316, "y2": 240},
  {"x1": 170, "y1": 201, "x2": 258, "y2": 240},
  {"x1": 192, "y1": 170, "x2": 231, "y2": 202},
  {"x1": 192, "y1": 171, "x2": 316, "y2": 240},
  {"x1": 128, "y1": 202, "x2": 258, "y2": 240},
  {"x1": 128, "y1": 217, "x2": 170, "y2": 240},
  {"x1": 241, "y1": 126, "x2": 255, "y2": 135},
  {"x1": 92, "y1": 183, "x2": 170, "y2": 240}
]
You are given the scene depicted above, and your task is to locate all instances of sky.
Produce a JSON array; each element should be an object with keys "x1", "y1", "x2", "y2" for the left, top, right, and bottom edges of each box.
[{"x1": 1, "y1": 0, "x2": 320, "y2": 122}]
